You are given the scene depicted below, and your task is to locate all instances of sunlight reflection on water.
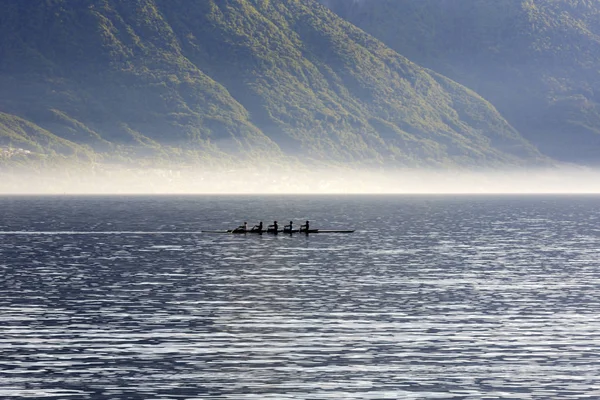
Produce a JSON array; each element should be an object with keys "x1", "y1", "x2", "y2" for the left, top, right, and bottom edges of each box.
[{"x1": 1, "y1": 195, "x2": 600, "y2": 399}]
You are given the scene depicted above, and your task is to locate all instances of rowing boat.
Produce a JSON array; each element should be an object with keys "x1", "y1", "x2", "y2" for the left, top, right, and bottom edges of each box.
[{"x1": 202, "y1": 229, "x2": 355, "y2": 234}]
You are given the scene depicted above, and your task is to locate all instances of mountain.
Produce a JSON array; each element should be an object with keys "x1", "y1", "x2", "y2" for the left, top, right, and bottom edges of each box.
[
  {"x1": 321, "y1": 0, "x2": 600, "y2": 165},
  {"x1": 0, "y1": 0, "x2": 546, "y2": 169}
]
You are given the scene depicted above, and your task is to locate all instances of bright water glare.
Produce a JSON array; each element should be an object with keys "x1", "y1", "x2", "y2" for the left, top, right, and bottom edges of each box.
[{"x1": 1, "y1": 195, "x2": 600, "y2": 399}]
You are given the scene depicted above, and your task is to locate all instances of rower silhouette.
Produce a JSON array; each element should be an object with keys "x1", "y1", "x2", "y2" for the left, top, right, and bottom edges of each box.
[
  {"x1": 283, "y1": 220, "x2": 293, "y2": 233},
  {"x1": 268, "y1": 220, "x2": 278, "y2": 234},
  {"x1": 300, "y1": 220, "x2": 310, "y2": 233},
  {"x1": 232, "y1": 221, "x2": 247, "y2": 233},
  {"x1": 251, "y1": 221, "x2": 263, "y2": 233}
]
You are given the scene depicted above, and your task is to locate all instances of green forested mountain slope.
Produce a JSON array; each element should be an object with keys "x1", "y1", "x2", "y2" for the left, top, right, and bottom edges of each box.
[
  {"x1": 0, "y1": 111, "x2": 95, "y2": 169},
  {"x1": 321, "y1": 0, "x2": 600, "y2": 164},
  {"x1": 0, "y1": 0, "x2": 545, "y2": 168},
  {"x1": 0, "y1": 0, "x2": 282, "y2": 167}
]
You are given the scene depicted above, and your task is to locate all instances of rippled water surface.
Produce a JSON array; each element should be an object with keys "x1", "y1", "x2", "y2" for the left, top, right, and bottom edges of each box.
[{"x1": 2, "y1": 195, "x2": 600, "y2": 399}]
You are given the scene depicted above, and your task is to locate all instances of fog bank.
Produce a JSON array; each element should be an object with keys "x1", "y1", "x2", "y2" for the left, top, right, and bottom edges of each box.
[{"x1": 2, "y1": 166, "x2": 600, "y2": 195}]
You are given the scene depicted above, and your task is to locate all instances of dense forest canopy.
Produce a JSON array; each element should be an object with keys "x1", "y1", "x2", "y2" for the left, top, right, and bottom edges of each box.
[
  {"x1": 321, "y1": 0, "x2": 600, "y2": 164},
  {"x1": 3, "y1": 0, "x2": 597, "y2": 170}
]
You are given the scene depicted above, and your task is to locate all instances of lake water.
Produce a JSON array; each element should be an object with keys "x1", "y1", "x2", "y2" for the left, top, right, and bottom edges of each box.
[{"x1": 1, "y1": 195, "x2": 600, "y2": 399}]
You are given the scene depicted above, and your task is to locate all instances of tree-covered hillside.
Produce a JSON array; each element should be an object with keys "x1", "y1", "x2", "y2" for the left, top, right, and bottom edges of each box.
[
  {"x1": 0, "y1": 0, "x2": 545, "y2": 169},
  {"x1": 322, "y1": 0, "x2": 600, "y2": 164}
]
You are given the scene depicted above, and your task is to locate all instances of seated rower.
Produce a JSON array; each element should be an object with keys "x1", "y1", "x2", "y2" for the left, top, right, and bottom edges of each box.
[
  {"x1": 232, "y1": 221, "x2": 248, "y2": 233},
  {"x1": 251, "y1": 221, "x2": 263, "y2": 233},
  {"x1": 283, "y1": 220, "x2": 293, "y2": 233},
  {"x1": 267, "y1": 220, "x2": 278, "y2": 234},
  {"x1": 300, "y1": 220, "x2": 310, "y2": 232}
]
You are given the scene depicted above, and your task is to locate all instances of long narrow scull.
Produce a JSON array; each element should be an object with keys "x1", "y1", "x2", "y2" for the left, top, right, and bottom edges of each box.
[{"x1": 202, "y1": 229, "x2": 355, "y2": 234}]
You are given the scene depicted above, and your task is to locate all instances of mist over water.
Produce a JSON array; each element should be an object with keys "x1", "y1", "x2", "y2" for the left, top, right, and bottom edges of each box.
[{"x1": 1, "y1": 167, "x2": 600, "y2": 194}]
